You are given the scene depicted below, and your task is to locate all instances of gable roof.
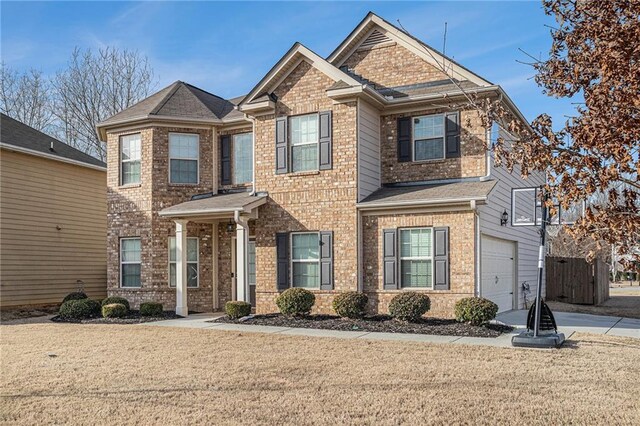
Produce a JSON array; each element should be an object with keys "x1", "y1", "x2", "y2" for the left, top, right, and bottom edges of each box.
[
  {"x1": 97, "y1": 81, "x2": 247, "y2": 139},
  {"x1": 328, "y1": 12, "x2": 492, "y2": 87},
  {"x1": 240, "y1": 43, "x2": 362, "y2": 108},
  {"x1": 0, "y1": 113, "x2": 106, "y2": 170}
]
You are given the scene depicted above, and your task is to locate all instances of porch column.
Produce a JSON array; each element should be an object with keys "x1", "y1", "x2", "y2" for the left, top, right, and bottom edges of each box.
[
  {"x1": 175, "y1": 219, "x2": 189, "y2": 317},
  {"x1": 235, "y1": 217, "x2": 249, "y2": 303}
]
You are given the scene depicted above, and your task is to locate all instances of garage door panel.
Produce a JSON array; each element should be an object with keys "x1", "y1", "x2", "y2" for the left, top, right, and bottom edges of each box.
[{"x1": 481, "y1": 235, "x2": 516, "y2": 313}]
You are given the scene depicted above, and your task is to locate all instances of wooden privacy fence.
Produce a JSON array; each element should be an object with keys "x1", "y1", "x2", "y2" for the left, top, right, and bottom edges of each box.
[{"x1": 546, "y1": 256, "x2": 610, "y2": 305}]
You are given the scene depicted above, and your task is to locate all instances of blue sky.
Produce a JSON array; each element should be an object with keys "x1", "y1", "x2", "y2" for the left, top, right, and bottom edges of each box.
[{"x1": 1, "y1": 1, "x2": 576, "y2": 124}]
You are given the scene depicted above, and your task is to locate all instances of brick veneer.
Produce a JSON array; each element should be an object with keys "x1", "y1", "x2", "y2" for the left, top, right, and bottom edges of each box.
[
  {"x1": 252, "y1": 61, "x2": 359, "y2": 314},
  {"x1": 362, "y1": 210, "x2": 476, "y2": 318},
  {"x1": 381, "y1": 107, "x2": 487, "y2": 184},
  {"x1": 342, "y1": 43, "x2": 447, "y2": 90}
]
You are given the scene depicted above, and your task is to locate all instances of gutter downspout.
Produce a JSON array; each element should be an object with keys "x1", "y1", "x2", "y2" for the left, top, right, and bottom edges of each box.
[
  {"x1": 246, "y1": 113, "x2": 257, "y2": 196},
  {"x1": 479, "y1": 125, "x2": 492, "y2": 182}
]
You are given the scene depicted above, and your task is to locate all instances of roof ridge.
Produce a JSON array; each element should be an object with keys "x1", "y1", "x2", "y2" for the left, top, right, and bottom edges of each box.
[
  {"x1": 182, "y1": 83, "x2": 234, "y2": 117},
  {"x1": 149, "y1": 81, "x2": 184, "y2": 115}
]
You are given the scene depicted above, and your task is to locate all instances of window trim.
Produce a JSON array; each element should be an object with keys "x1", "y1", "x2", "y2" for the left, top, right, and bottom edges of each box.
[
  {"x1": 411, "y1": 113, "x2": 446, "y2": 162},
  {"x1": 119, "y1": 133, "x2": 142, "y2": 187},
  {"x1": 232, "y1": 132, "x2": 254, "y2": 185},
  {"x1": 168, "y1": 132, "x2": 200, "y2": 185},
  {"x1": 399, "y1": 227, "x2": 435, "y2": 289},
  {"x1": 289, "y1": 113, "x2": 320, "y2": 173},
  {"x1": 290, "y1": 231, "x2": 321, "y2": 289},
  {"x1": 120, "y1": 237, "x2": 142, "y2": 289},
  {"x1": 168, "y1": 236, "x2": 199, "y2": 288}
]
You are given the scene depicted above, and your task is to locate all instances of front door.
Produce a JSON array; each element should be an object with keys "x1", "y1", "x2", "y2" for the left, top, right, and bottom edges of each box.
[{"x1": 248, "y1": 240, "x2": 256, "y2": 307}]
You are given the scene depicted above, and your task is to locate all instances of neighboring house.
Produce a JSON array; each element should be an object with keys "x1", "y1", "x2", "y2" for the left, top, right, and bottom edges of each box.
[
  {"x1": 96, "y1": 12, "x2": 544, "y2": 317},
  {"x1": 0, "y1": 114, "x2": 107, "y2": 307}
]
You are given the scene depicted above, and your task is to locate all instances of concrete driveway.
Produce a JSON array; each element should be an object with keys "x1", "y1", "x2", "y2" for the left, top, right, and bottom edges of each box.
[{"x1": 496, "y1": 310, "x2": 640, "y2": 339}]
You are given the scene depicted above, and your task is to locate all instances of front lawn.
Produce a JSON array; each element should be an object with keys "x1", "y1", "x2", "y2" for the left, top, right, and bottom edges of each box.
[
  {"x1": 1, "y1": 324, "x2": 639, "y2": 424},
  {"x1": 214, "y1": 314, "x2": 512, "y2": 337}
]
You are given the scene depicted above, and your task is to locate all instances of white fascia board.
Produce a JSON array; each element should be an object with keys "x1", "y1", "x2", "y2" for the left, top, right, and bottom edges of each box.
[
  {"x1": 0, "y1": 143, "x2": 106, "y2": 172},
  {"x1": 97, "y1": 115, "x2": 223, "y2": 140},
  {"x1": 356, "y1": 196, "x2": 488, "y2": 211}
]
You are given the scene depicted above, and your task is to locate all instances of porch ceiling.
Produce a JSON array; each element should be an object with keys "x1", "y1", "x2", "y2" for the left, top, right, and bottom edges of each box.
[{"x1": 159, "y1": 192, "x2": 267, "y2": 220}]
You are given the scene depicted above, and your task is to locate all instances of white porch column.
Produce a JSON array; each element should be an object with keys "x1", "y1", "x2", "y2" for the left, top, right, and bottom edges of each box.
[
  {"x1": 235, "y1": 214, "x2": 249, "y2": 303},
  {"x1": 175, "y1": 219, "x2": 189, "y2": 317}
]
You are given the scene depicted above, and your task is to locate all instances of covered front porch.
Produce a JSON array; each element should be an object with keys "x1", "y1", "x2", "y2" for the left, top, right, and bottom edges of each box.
[{"x1": 159, "y1": 191, "x2": 266, "y2": 316}]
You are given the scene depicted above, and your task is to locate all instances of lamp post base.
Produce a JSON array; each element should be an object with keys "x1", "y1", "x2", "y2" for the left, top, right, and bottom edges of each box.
[{"x1": 511, "y1": 331, "x2": 565, "y2": 348}]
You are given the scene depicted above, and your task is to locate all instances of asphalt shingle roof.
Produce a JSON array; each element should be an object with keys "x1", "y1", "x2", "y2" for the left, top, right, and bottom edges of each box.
[
  {"x1": 359, "y1": 180, "x2": 497, "y2": 206},
  {"x1": 0, "y1": 113, "x2": 105, "y2": 168},
  {"x1": 159, "y1": 191, "x2": 267, "y2": 217}
]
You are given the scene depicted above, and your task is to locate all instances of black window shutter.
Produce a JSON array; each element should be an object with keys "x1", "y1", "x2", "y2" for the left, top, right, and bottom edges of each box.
[
  {"x1": 445, "y1": 112, "x2": 460, "y2": 158},
  {"x1": 275, "y1": 116, "x2": 288, "y2": 174},
  {"x1": 319, "y1": 231, "x2": 333, "y2": 290},
  {"x1": 434, "y1": 227, "x2": 450, "y2": 290},
  {"x1": 383, "y1": 229, "x2": 398, "y2": 289},
  {"x1": 318, "y1": 111, "x2": 332, "y2": 170},
  {"x1": 397, "y1": 117, "x2": 412, "y2": 162},
  {"x1": 276, "y1": 233, "x2": 290, "y2": 290},
  {"x1": 220, "y1": 135, "x2": 231, "y2": 185}
]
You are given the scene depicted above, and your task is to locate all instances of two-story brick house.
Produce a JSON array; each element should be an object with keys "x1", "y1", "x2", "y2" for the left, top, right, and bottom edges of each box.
[{"x1": 97, "y1": 12, "x2": 544, "y2": 317}]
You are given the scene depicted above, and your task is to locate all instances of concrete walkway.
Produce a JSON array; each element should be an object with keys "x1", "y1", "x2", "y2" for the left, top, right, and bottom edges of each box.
[{"x1": 143, "y1": 310, "x2": 639, "y2": 348}]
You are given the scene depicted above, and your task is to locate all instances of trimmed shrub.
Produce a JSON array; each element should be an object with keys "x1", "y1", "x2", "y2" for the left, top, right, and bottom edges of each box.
[
  {"x1": 332, "y1": 292, "x2": 368, "y2": 319},
  {"x1": 62, "y1": 292, "x2": 87, "y2": 304},
  {"x1": 102, "y1": 303, "x2": 127, "y2": 318},
  {"x1": 101, "y1": 296, "x2": 130, "y2": 311},
  {"x1": 388, "y1": 292, "x2": 431, "y2": 322},
  {"x1": 454, "y1": 297, "x2": 498, "y2": 326},
  {"x1": 59, "y1": 299, "x2": 101, "y2": 320},
  {"x1": 140, "y1": 302, "x2": 163, "y2": 317},
  {"x1": 275, "y1": 288, "x2": 315, "y2": 316},
  {"x1": 225, "y1": 301, "x2": 252, "y2": 319}
]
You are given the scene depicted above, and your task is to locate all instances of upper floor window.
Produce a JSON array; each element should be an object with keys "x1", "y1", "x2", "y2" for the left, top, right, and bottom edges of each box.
[
  {"x1": 290, "y1": 114, "x2": 319, "y2": 172},
  {"x1": 399, "y1": 228, "x2": 433, "y2": 288},
  {"x1": 413, "y1": 114, "x2": 445, "y2": 161},
  {"x1": 169, "y1": 133, "x2": 199, "y2": 184},
  {"x1": 168, "y1": 237, "x2": 199, "y2": 288},
  {"x1": 120, "y1": 134, "x2": 141, "y2": 185},
  {"x1": 233, "y1": 133, "x2": 253, "y2": 184}
]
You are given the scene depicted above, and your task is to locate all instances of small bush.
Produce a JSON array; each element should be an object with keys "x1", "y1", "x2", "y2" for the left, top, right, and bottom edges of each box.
[
  {"x1": 62, "y1": 292, "x2": 87, "y2": 304},
  {"x1": 225, "y1": 301, "x2": 252, "y2": 319},
  {"x1": 102, "y1": 303, "x2": 127, "y2": 318},
  {"x1": 332, "y1": 292, "x2": 368, "y2": 319},
  {"x1": 101, "y1": 296, "x2": 130, "y2": 311},
  {"x1": 275, "y1": 288, "x2": 315, "y2": 316},
  {"x1": 388, "y1": 292, "x2": 431, "y2": 322},
  {"x1": 454, "y1": 297, "x2": 498, "y2": 326},
  {"x1": 140, "y1": 302, "x2": 163, "y2": 317},
  {"x1": 59, "y1": 299, "x2": 101, "y2": 319}
]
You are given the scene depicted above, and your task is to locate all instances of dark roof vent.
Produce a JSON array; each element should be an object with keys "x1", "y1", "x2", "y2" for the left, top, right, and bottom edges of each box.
[
  {"x1": 49, "y1": 141, "x2": 55, "y2": 152},
  {"x1": 190, "y1": 192, "x2": 214, "y2": 201}
]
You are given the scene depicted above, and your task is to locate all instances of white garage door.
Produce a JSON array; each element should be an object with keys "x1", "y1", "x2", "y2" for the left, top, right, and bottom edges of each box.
[{"x1": 481, "y1": 235, "x2": 516, "y2": 313}]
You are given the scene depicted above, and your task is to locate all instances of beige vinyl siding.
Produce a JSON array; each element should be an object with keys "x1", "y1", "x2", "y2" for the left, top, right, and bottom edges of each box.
[
  {"x1": 0, "y1": 149, "x2": 107, "y2": 307},
  {"x1": 357, "y1": 99, "x2": 381, "y2": 201}
]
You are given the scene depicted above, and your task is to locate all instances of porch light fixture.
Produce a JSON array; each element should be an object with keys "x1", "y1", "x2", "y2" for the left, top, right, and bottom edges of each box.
[
  {"x1": 226, "y1": 220, "x2": 235, "y2": 233},
  {"x1": 500, "y1": 209, "x2": 509, "y2": 226}
]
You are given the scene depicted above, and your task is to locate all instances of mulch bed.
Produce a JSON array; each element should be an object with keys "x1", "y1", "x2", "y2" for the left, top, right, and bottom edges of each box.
[
  {"x1": 51, "y1": 311, "x2": 180, "y2": 324},
  {"x1": 214, "y1": 314, "x2": 513, "y2": 338}
]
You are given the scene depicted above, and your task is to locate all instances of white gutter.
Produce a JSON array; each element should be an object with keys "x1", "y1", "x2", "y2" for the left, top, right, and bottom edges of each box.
[
  {"x1": 479, "y1": 125, "x2": 493, "y2": 182},
  {"x1": 0, "y1": 143, "x2": 106, "y2": 172},
  {"x1": 356, "y1": 196, "x2": 488, "y2": 211}
]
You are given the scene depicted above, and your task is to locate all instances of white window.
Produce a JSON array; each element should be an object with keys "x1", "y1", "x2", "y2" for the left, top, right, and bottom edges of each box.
[
  {"x1": 120, "y1": 134, "x2": 141, "y2": 185},
  {"x1": 169, "y1": 237, "x2": 199, "y2": 288},
  {"x1": 291, "y1": 232, "x2": 320, "y2": 288},
  {"x1": 120, "y1": 238, "x2": 141, "y2": 288},
  {"x1": 290, "y1": 114, "x2": 318, "y2": 172},
  {"x1": 233, "y1": 132, "x2": 253, "y2": 184},
  {"x1": 413, "y1": 114, "x2": 445, "y2": 161},
  {"x1": 169, "y1": 133, "x2": 199, "y2": 184},
  {"x1": 400, "y1": 228, "x2": 434, "y2": 288}
]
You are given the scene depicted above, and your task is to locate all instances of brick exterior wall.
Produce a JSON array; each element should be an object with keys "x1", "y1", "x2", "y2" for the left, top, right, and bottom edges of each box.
[
  {"x1": 252, "y1": 61, "x2": 359, "y2": 314},
  {"x1": 380, "y1": 107, "x2": 487, "y2": 184},
  {"x1": 343, "y1": 43, "x2": 447, "y2": 89},
  {"x1": 362, "y1": 210, "x2": 477, "y2": 318}
]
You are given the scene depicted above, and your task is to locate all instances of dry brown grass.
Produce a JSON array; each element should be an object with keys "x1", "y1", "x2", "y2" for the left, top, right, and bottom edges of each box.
[{"x1": 1, "y1": 323, "x2": 639, "y2": 425}]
